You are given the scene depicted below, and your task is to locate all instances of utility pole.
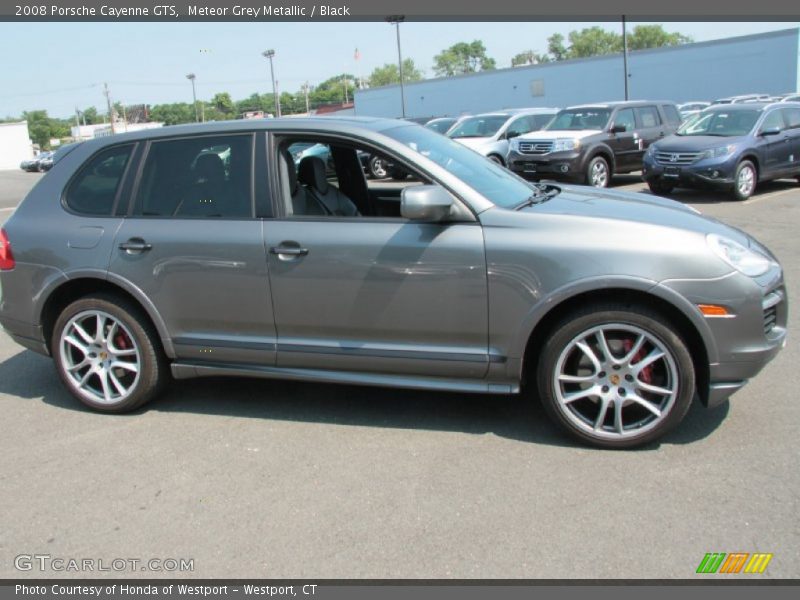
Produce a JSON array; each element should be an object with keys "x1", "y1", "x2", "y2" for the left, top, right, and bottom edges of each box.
[
  {"x1": 344, "y1": 74, "x2": 349, "y2": 103},
  {"x1": 386, "y1": 16, "x2": 406, "y2": 118},
  {"x1": 262, "y1": 50, "x2": 280, "y2": 117},
  {"x1": 186, "y1": 73, "x2": 198, "y2": 122},
  {"x1": 74, "y1": 108, "x2": 81, "y2": 135},
  {"x1": 302, "y1": 82, "x2": 310, "y2": 114},
  {"x1": 622, "y1": 15, "x2": 630, "y2": 101},
  {"x1": 103, "y1": 82, "x2": 116, "y2": 134}
]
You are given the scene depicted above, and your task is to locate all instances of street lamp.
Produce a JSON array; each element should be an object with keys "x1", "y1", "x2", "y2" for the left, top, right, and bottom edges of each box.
[
  {"x1": 386, "y1": 15, "x2": 406, "y2": 119},
  {"x1": 186, "y1": 73, "x2": 198, "y2": 122},
  {"x1": 262, "y1": 49, "x2": 281, "y2": 117}
]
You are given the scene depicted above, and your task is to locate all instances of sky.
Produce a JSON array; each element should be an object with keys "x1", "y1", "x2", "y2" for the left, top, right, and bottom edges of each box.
[{"x1": 0, "y1": 20, "x2": 797, "y2": 119}]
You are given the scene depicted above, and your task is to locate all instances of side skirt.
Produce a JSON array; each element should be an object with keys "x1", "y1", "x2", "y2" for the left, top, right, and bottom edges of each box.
[{"x1": 170, "y1": 361, "x2": 519, "y2": 395}]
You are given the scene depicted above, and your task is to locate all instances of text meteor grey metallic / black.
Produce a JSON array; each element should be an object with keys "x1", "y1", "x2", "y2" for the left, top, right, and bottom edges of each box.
[{"x1": 0, "y1": 117, "x2": 787, "y2": 448}]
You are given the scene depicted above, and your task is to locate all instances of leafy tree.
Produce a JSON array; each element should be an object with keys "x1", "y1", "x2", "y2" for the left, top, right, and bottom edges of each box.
[
  {"x1": 511, "y1": 50, "x2": 551, "y2": 67},
  {"x1": 433, "y1": 41, "x2": 496, "y2": 77},
  {"x1": 547, "y1": 33, "x2": 568, "y2": 61},
  {"x1": 627, "y1": 25, "x2": 692, "y2": 50},
  {"x1": 367, "y1": 59, "x2": 423, "y2": 87},
  {"x1": 148, "y1": 102, "x2": 196, "y2": 126},
  {"x1": 21, "y1": 110, "x2": 70, "y2": 149},
  {"x1": 566, "y1": 26, "x2": 622, "y2": 58},
  {"x1": 309, "y1": 73, "x2": 359, "y2": 105},
  {"x1": 211, "y1": 92, "x2": 235, "y2": 118}
]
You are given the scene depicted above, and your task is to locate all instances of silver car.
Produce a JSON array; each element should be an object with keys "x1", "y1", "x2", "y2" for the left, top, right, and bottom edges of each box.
[
  {"x1": 447, "y1": 108, "x2": 558, "y2": 166},
  {"x1": 0, "y1": 117, "x2": 787, "y2": 448}
]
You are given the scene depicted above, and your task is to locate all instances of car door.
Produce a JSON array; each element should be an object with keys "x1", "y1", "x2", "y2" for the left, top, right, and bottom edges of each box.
[
  {"x1": 783, "y1": 107, "x2": 800, "y2": 175},
  {"x1": 108, "y1": 132, "x2": 278, "y2": 366},
  {"x1": 606, "y1": 108, "x2": 638, "y2": 171},
  {"x1": 758, "y1": 109, "x2": 791, "y2": 177},
  {"x1": 264, "y1": 134, "x2": 489, "y2": 380},
  {"x1": 633, "y1": 105, "x2": 665, "y2": 166}
]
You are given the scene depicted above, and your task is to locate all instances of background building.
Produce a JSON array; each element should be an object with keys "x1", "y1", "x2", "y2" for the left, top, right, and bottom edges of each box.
[
  {"x1": 355, "y1": 28, "x2": 800, "y2": 119},
  {"x1": 0, "y1": 121, "x2": 32, "y2": 170}
]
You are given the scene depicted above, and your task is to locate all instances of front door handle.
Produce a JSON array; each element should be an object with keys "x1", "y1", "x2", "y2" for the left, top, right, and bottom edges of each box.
[
  {"x1": 269, "y1": 245, "x2": 309, "y2": 258},
  {"x1": 119, "y1": 238, "x2": 152, "y2": 254}
]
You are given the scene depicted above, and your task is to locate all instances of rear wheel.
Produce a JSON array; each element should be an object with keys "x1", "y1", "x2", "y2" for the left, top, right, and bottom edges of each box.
[
  {"x1": 536, "y1": 304, "x2": 695, "y2": 448},
  {"x1": 733, "y1": 160, "x2": 756, "y2": 201},
  {"x1": 52, "y1": 294, "x2": 168, "y2": 413},
  {"x1": 586, "y1": 156, "x2": 610, "y2": 188},
  {"x1": 647, "y1": 180, "x2": 675, "y2": 195},
  {"x1": 368, "y1": 155, "x2": 388, "y2": 179}
]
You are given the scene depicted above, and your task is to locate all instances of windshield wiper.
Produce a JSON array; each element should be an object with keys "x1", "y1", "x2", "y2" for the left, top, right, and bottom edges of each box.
[{"x1": 514, "y1": 184, "x2": 560, "y2": 210}]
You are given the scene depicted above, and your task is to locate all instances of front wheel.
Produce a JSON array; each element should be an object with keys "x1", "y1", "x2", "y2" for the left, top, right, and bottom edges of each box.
[
  {"x1": 536, "y1": 304, "x2": 695, "y2": 448},
  {"x1": 585, "y1": 156, "x2": 610, "y2": 188},
  {"x1": 52, "y1": 294, "x2": 168, "y2": 413},
  {"x1": 368, "y1": 155, "x2": 388, "y2": 179},
  {"x1": 488, "y1": 154, "x2": 505, "y2": 166},
  {"x1": 733, "y1": 160, "x2": 757, "y2": 201}
]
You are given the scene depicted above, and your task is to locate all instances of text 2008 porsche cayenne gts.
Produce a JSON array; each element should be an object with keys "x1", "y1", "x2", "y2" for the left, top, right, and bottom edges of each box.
[{"x1": 0, "y1": 117, "x2": 787, "y2": 448}]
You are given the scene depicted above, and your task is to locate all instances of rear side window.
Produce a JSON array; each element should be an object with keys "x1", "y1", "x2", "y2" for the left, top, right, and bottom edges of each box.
[
  {"x1": 661, "y1": 104, "x2": 682, "y2": 125},
  {"x1": 781, "y1": 108, "x2": 800, "y2": 129},
  {"x1": 635, "y1": 106, "x2": 661, "y2": 128},
  {"x1": 133, "y1": 134, "x2": 253, "y2": 218},
  {"x1": 64, "y1": 145, "x2": 133, "y2": 216}
]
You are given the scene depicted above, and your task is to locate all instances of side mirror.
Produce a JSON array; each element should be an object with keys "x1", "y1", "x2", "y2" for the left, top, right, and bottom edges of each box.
[
  {"x1": 401, "y1": 185, "x2": 454, "y2": 222},
  {"x1": 760, "y1": 126, "x2": 781, "y2": 136},
  {"x1": 506, "y1": 130, "x2": 521, "y2": 140},
  {"x1": 610, "y1": 124, "x2": 627, "y2": 134}
]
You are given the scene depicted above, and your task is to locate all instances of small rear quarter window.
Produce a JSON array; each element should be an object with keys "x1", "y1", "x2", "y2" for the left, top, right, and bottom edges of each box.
[{"x1": 65, "y1": 145, "x2": 133, "y2": 216}]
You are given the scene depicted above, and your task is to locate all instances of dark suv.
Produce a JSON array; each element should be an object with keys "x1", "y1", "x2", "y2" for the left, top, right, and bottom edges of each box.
[
  {"x1": 642, "y1": 102, "x2": 800, "y2": 200},
  {"x1": 507, "y1": 101, "x2": 682, "y2": 187}
]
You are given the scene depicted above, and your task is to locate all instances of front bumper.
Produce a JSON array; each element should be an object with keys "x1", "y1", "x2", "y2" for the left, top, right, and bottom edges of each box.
[
  {"x1": 642, "y1": 154, "x2": 738, "y2": 190},
  {"x1": 507, "y1": 150, "x2": 585, "y2": 182},
  {"x1": 659, "y1": 269, "x2": 788, "y2": 408}
]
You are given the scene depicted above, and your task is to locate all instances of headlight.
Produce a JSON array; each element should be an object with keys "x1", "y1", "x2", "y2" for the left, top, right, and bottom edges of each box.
[
  {"x1": 700, "y1": 145, "x2": 735, "y2": 160},
  {"x1": 509, "y1": 138, "x2": 520, "y2": 151},
  {"x1": 707, "y1": 234, "x2": 773, "y2": 277},
  {"x1": 645, "y1": 144, "x2": 656, "y2": 157},
  {"x1": 553, "y1": 138, "x2": 580, "y2": 152}
]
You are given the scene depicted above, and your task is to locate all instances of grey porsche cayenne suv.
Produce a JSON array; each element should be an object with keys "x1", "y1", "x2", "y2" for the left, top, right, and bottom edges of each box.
[{"x1": 0, "y1": 117, "x2": 787, "y2": 448}]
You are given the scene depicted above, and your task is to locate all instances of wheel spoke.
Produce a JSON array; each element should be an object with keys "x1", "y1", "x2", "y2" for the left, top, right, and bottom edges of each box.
[
  {"x1": 67, "y1": 357, "x2": 91, "y2": 372},
  {"x1": 594, "y1": 398, "x2": 610, "y2": 430},
  {"x1": 634, "y1": 348, "x2": 664, "y2": 371},
  {"x1": 64, "y1": 335, "x2": 88, "y2": 354},
  {"x1": 111, "y1": 360, "x2": 139, "y2": 373},
  {"x1": 636, "y1": 380, "x2": 674, "y2": 397},
  {"x1": 576, "y1": 340, "x2": 602, "y2": 373},
  {"x1": 105, "y1": 321, "x2": 119, "y2": 346},
  {"x1": 94, "y1": 313, "x2": 106, "y2": 343},
  {"x1": 558, "y1": 373, "x2": 595, "y2": 383},
  {"x1": 628, "y1": 394, "x2": 663, "y2": 417},
  {"x1": 621, "y1": 334, "x2": 646, "y2": 365},
  {"x1": 108, "y1": 371, "x2": 128, "y2": 396},
  {"x1": 562, "y1": 385, "x2": 600, "y2": 404},
  {"x1": 596, "y1": 329, "x2": 617, "y2": 364},
  {"x1": 613, "y1": 399, "x2": 624, "y2": 434},
  {"x1": 77, "y1": 369, "x2": 95, "y2": 389},
  {"x1": 98, "y1": 369, "x2": 113, "y2": 402},
  {"x1": 71, "y1": 322, "x2": 94, "y2": 345}
]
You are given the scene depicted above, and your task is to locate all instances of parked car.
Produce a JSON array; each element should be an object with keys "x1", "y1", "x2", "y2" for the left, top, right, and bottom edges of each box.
[
  {"x1": 712, "y1": 94, "x2": 771, "y2": 105},
  {"x1": 781, "y1": 94, "x2": 800, "y2": 103},
  {"x1": 507, "y1": 101, "x2": 682, "y2": 187},
  {"x1": 678, "y1": 101, "x2": 710, "y2": 120},
  {"x1": 19, "y1": 151, "x2": 53, "y2": 172},
  {"x1": 643, "y1": 102, "x2": 800, "y2": 200},
  {"x1": 0, "y1": 118, "x2": 787, "y2": 448},
  {"x1": 447, "y1": 108, "x2": 558, "y2": 166},
  {"x1": 424, "y1": 117, "x2": 459, "y2": 134}
]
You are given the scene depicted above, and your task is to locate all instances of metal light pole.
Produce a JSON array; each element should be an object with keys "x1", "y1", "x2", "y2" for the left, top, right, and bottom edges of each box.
[
  {"x1": 386, "y1": 15, "x2": 406, "y2": 119},
  {"x1": 622, "y1": 16, "x2": 629, "y2": 101},
  {"x1": 186, "y1": 73, "x2": 198, "y2": 122},
  {"x1": 262, "y1": 49, "x2": 281, "y2": 117}
]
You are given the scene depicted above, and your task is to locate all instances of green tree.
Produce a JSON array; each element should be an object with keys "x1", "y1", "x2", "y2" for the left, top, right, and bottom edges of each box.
[
  {"x1": 211, "y1": 92, "x2": 235, "y2": 118},
  {"x1": 511, "y1": 50, "x2": 550, "y2": 67},
  {"x1": 367, "y1": 59, "x2": 423, "y2": 87},
  {"x1": 433, "y1": 41, "x2": 496, "y2": 77},
  {"x1": 148, "y1": 102, "x2": 196, "y2": 126},
  {"x1": 547, "y1": 33, "x2": 568, "y2": 61},
  {"x1": 309, "y1": 73, "x2": 359, "y2": 105},
  {"x1": 627, "y1": 25, "x2": 693, "y2": 50},
  {"x1": 566, "y1": 26, "x2": 622, "y2": 59},
  {"x1": 21, "y1": 110, "x2": 70, "y2": 149}
]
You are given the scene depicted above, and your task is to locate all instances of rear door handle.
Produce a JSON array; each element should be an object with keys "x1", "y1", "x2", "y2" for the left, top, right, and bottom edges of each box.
[
  {"x1": 269, "y1": 245, "x2": 309, "y2": 257},
  {"x1": 119, "y1": 238, "x2": 153, "y2": 253}
]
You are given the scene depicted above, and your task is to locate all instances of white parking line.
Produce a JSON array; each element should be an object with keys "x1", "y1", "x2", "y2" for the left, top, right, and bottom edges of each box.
[{"x1": 742, "y1": 187, "x2": 798, "y2": 205}]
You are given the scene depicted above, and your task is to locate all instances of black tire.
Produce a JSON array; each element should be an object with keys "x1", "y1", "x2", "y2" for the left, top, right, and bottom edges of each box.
[
  {"x1": 368, "y1": 155, "x2": 388, "y2": 179},
  {"x1": 51, "y1": 294, "x2": 168, "y2": 413},
  {"x1": 732, "y1": 160, "x2": 757, "y2": 201},
  {"x1": 535, "y1": 303, "x2": 695, "y2": 449},
  {"x1": 647, "y1": 180, "x2": 675, "y2": 195},
  {"x1": 389, "y1": 167, "x2": 408, "y2": 181},
  {"x1": 585, "y1": 156, "x2": 611, "y2": 188},
  {"x1": 488, "y1": 154, "x2": 505, "y2": 166}
]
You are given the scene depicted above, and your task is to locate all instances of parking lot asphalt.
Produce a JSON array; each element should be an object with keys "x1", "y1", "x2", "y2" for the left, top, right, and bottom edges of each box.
[{"x1": 1, "y1": 170, "x2": 798, "y2": 579}]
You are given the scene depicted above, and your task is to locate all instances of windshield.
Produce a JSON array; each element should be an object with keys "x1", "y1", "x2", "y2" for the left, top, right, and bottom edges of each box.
[
  {"x1": 447, "y1": 115, "x2": 508, "y2": 139},
  {"x1": 677, "y1": 110, "x2": 760, "y2": 136},
  {"x1": 385, "y1": 124, "x2": 536, "y2": 209},
  {"x1": 546, "y1": 108, "x2": 611, "y2": 131},
  {"x1": 426, "y1": 119, "x2": 456, "y2": 134}
]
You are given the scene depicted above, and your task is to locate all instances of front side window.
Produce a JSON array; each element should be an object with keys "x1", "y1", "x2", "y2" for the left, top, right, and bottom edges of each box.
[
  {"x1": 613, "y1": 108, "x2": 636, "y2": 132},
  {"x1": 133, "y1": 134, "x2": 253, "y2": 218},
  {"x1": 447, "y1": 115, "x2": 509, "y2": 139},
  {"x1": 760, "y1": 110, "x2": 785, "y2": 132},
  {"x1": 64, "y1": 145, "x2": 132, "y2": 216}
]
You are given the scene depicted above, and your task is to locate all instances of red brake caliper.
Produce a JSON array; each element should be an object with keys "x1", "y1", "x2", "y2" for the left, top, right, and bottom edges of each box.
[
  {"x1": 623, "y1": 337, "x2": 652, "y2": 384},
  {"x1": 115, "y1": 331, "x2": 130, "y2": 350}
]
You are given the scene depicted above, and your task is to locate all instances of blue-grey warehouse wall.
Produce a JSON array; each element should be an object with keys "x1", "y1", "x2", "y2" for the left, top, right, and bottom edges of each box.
[{"x1": 354, "y1": 28, "x2": 800, "y2": 119}]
